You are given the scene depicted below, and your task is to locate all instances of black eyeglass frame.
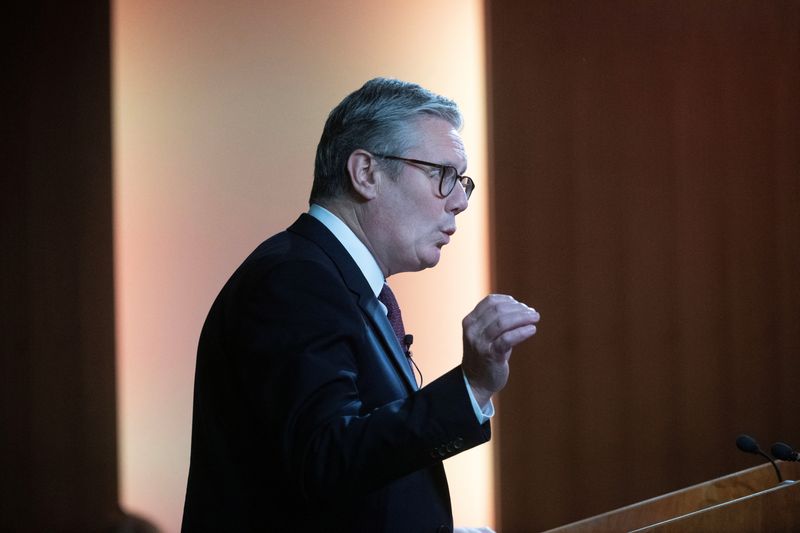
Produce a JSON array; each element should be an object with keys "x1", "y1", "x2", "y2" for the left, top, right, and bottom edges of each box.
[{"x1": 374, "y1": 154, "x2": 475, "y2": 199}]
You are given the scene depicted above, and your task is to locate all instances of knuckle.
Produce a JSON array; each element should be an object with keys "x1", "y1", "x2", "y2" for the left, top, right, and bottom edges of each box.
[{"x1": 493, "y1": 316, "x2": 509, "y2": 331}]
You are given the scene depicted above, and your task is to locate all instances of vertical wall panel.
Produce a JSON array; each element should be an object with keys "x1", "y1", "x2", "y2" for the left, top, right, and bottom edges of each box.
[
  {"x1": 2, "y1": 2, "x2": 127, "y2": 531},
  {"x1": 487, "y1": 1, "x2": 800, "y2": 530},
  {"x1": 113, "y1": 2, "x2": 490, "y2": 530}
]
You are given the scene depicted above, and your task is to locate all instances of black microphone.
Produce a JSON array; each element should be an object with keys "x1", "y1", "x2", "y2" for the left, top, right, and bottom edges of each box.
[
  {"x1": 403, "y1": 334, "x2": 423, "y2": 387},
  {"x1": 771, "y1": 442, "x2": 800, "y2": 462},
  {"x1": 736, "y1": 434, "x2": 783, "y2": 483},
  {"x1": 403, "y1": 334, "x2": 413, "y2": 356}
]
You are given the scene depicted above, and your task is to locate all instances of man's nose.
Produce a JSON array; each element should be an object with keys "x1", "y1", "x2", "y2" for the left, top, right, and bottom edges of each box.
[{"x1": 447, "y1": 181, "x2": 469, "y2": 214}]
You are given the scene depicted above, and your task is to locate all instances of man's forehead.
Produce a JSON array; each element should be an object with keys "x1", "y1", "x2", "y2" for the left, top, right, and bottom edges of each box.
[{"x1": 408, "y1": 116, "x2": 467, "y2": 167}]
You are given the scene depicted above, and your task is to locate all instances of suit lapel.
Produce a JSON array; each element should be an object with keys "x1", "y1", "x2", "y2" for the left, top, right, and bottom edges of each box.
[
  {"x1": 288, "y1": 214, "x2": 418, "y2": 392},
  {"x1": 360, "y1": 296, "x2": 419, "y2": 390}
]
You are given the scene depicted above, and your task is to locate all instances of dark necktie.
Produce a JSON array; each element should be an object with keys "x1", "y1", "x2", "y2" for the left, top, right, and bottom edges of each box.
[
  {"x1": 378, "y1": 284, "x2": 421, "y2": 387},
  {"x1": 378, "y1": 283, "x2": 406, "y2": 352}
]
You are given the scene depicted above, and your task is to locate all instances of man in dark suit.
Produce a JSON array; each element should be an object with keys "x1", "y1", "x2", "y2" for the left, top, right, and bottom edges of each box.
[{"x1": 181, "y1": 78, "x2": 540, "y2": 532}]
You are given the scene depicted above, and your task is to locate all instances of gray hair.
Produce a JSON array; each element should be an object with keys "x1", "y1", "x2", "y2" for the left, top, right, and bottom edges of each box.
[{"x1": 309, "y1": 77, "x2": 462, "y2": 203}]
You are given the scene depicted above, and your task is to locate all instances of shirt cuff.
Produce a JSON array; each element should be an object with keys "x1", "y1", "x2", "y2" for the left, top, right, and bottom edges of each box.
[{"x1": 462, "y1": 370, "x2": 495, "y2": 424}]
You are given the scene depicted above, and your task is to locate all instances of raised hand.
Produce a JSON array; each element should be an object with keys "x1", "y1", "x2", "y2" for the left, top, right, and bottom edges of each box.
[{"x1": 461, "y1": 294, "x2": 540, "y2": 407}]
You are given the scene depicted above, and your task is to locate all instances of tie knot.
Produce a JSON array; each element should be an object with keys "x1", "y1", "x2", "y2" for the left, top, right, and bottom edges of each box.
[
  {"x1": 378, "y1": 284, "x2": 405, "y2": 345},
  {"x1": 378, "y1": 284, "x2": 399, "y2": 315}
]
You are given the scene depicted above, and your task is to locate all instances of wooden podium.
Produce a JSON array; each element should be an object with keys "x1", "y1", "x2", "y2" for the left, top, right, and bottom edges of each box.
[{"x1": 545, "y1": 461, "x2": 800, "y2": 532}]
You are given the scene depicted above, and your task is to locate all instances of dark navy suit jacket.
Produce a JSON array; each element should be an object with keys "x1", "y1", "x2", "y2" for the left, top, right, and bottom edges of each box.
[{"x1": 181, "y1": 214, "x2": 491, "y2": 532}]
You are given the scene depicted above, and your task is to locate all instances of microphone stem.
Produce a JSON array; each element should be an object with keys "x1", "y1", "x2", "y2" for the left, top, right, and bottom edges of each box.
[{"x1": 759, "y1": 450, "x2": 784, "y2": 483}]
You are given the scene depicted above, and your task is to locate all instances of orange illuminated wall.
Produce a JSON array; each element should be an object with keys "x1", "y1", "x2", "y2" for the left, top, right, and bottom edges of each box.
[{"x1": 113, "y1": 1, "x2": 490, "y2": 531}]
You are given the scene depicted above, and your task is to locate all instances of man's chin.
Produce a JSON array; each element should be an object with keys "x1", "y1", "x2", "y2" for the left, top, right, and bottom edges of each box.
[
  {"x1": 421, "y1": 248, "x2": 442, "y2": 269},
  {"x1": 397, "y1": 248, "x2": 442, "y2": 274}
]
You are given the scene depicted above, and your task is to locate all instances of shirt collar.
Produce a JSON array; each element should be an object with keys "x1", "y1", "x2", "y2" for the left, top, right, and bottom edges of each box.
[{"x1": 308, "y1": 204, "x2": 385, "y2": 298}]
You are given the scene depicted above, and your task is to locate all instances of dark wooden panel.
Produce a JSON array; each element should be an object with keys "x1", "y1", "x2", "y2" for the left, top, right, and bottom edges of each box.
[
  {"x1": 1, "y1": 2, "x2": 127, "y2": 531},
  {"x1": 487, "y1": 1, "x2": 800, "y2": 530}
]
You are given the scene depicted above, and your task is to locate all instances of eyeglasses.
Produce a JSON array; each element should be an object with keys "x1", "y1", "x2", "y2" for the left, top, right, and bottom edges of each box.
[{"x1": 375, "y1": 154, "x2": 475, "y2": 200}]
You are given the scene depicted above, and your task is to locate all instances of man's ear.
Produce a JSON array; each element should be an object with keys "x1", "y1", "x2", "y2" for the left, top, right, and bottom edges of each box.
[{"x1": 346, "y1": 149, "x2": 379, "y2": 200}]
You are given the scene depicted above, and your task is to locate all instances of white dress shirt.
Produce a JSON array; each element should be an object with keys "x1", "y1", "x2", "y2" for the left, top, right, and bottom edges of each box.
[{"x1": 308, "y1": 204, "x2": 493, "y2": 424}]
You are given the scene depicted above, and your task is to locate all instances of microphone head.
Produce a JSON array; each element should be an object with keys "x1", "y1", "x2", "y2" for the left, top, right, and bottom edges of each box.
[
  {"x1": 736, "y1": 434, "x2": 761, "y2": 454},
  {"x1": 771, "y1": 442, "x2": 796, "y2": 461}
]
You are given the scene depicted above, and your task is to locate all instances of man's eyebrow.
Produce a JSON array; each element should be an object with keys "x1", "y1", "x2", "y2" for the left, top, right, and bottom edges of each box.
[{"x1": 451, "y1": 159, "x2": 468, "y2": 174}]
